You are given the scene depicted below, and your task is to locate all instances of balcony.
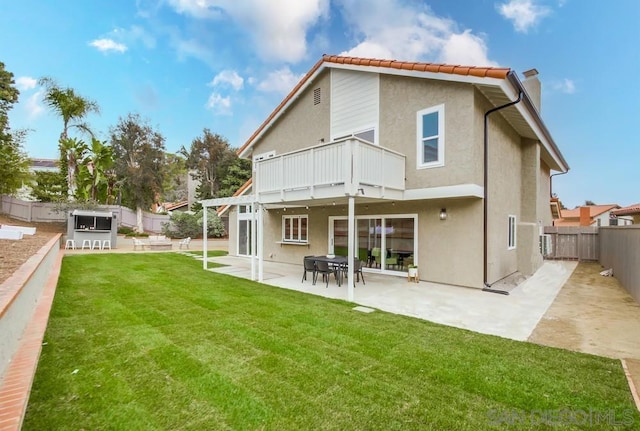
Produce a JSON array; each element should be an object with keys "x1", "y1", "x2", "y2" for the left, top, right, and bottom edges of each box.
[{"x1": 255, "y1": 137, "x2": 405, "y2": 204}]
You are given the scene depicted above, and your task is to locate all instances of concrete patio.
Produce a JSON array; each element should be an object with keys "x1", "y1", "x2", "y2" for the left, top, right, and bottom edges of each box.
[{"x1": 201, "y1": 254, "x2": 577, "y2": 342}]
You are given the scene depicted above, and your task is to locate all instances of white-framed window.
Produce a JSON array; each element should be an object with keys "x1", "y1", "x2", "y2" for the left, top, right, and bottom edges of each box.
[
  {"x1": 282, "y1": 215, "x2": 308, "y2": 243},
  {"x1": 416, "y1": 104, "x2": 445, "y2": 168},
  {"x1": 508, "y1": 215, "x2": 517, "y2": 250}
]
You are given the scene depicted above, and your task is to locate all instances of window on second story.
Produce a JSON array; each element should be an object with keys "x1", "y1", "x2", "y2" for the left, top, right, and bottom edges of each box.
[
  {"x1": 416, "y1": 104, "x2": 445, "y2": 168},
  {"x1": 282, "y1": 215, "x2": 308, "y2": 243}
]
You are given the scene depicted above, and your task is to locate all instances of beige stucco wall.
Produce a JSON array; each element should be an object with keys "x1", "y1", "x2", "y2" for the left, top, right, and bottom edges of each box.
[
  {"x1": 476, "y1": 93, "x2": 522, "y2": 283},
  {"x1": 379, "y1": 75, "x2": 481, "y2": 188},
  {"x1": 250, "y1": 71, "x2": 331, "y2": 159},
  {"x1": 254, "y1": 198, "x2": 483, "y2": 289},
  {"x1": 538, "y1": 160, "x2": 552, "y2": 227}
]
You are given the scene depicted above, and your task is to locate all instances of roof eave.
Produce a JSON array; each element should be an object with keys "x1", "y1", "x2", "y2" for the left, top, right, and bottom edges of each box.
[{"x1": 504, "y1": 72, "x2": 570, "y2": 173}]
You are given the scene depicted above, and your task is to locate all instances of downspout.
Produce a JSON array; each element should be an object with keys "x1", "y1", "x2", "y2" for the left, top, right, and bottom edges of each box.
[
  {"x1": 482, "y1": 88, "x2": 523, "y2": 295},
  {"x1": 550, "y1": 171, "x2": 568, "y2": 198},
  {"x1": 549, "y1": 171, "x2": 568, "y2": 226}
]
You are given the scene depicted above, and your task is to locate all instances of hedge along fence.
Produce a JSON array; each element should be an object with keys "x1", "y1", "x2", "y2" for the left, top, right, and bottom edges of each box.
[{"x1": 1, "y1": 195, "x2": 169, "y2": 234}]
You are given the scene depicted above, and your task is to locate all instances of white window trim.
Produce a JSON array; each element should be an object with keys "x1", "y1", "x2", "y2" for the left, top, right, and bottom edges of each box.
[
  {"x1": 416, "y1": 104, "x2": 445, "y2": 169},
  {"x1": 282, "y1": 215, "x2": 309, "y2": 243},
  {"x1": 508, "y1": 215, "x2": 517, "y2": 250}
]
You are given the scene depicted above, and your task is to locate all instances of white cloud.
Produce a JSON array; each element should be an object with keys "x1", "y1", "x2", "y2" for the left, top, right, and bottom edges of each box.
[
  {"x1": 166, "y1": 0, "x2": 329, "y2": 63},
  {"x1": 206, "y1": 92, "x2": 232, "y2": 114},
  {"x1": 89, "y1": 38, "x2": 128, "y2": 53},
  {"x1": 16, "y1": 76, "x2": 37, "y2": 91},
  {"x1": 25, "y1": 90, "x2": 44, "y2": 119},
  {"x1": 553, "y1": 78, "x2": 576, "y2": 94},
  {"x1": 257, "y1": 67, "x2": 305, "y2": 94},
  {"x1": 337, "y1": 0, "x2": 498, "y2": 66},
  {"x1": 210, "y1": 70, "x2": 244, "y2": 90},
  {"x1": 496, "y1": 0, "x2": 551, "y2": 33}
]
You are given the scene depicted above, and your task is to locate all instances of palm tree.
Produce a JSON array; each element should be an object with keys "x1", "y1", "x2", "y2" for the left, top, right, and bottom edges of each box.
[
  {"x1": 59, "y1": 138, "x2": 88, "y2": 197},
  {"x1": 38, "y1": 77, "x2": 100, "y2": 141},
  {"x1": 38, "y1": 77, "x2": 100, "y2": 198}
]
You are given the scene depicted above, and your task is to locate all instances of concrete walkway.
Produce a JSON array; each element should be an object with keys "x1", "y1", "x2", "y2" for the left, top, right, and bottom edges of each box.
[{"x1": 203, "y1": 255, "x2": 577, "y2": 342}]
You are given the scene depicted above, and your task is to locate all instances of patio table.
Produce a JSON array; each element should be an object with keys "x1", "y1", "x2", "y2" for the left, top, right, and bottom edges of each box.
[{"x1": 312, "y1": 255, "x2": 348, "y2": 286}]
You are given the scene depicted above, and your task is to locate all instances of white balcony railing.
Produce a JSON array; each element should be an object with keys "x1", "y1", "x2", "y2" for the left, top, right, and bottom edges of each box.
[{"x1": 255, "y1": 137, "x2": 405, "y2": 203}]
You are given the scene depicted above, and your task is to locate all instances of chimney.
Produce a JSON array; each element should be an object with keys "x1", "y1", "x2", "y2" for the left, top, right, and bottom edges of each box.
[
  {"x1": 579, "y1": 206, "x2": 591, "y2": 226},
  {"x1": 522, "y1": 68, "x2": 541, "y2": 113}
]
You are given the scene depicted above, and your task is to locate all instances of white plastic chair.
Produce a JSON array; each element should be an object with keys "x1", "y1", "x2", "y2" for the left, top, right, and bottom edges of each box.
[
  {"x1": 133, "y1": 238, "x2": 146, "y2": 251},
  {"x1": 65, "y1": 239, "x2": 76, "y2": 249},
  {"x1": 102, "y1": 240, "x2": 111, "y2": 250},
  {"x1": 178, "y1": 237, "x2": 191, "y2": 249},
  {"x1": 92, "y1": 239, "x2": 102, "y2": 250},
  {"x1": 81, "y1": 239, "x2": 92, "y2": 250}
]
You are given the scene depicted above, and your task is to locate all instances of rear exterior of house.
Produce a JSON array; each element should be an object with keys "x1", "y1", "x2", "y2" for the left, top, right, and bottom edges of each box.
[{"x1": 217, "y1": 55, "x2": 569, "y2": 289}]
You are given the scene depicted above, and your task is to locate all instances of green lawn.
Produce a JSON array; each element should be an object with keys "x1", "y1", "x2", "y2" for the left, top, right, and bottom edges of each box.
[{"x1": 23, "y1": 253, "x2": 639, "y2": 430}]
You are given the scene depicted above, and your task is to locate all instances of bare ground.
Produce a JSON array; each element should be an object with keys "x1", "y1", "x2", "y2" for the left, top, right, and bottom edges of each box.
[
  {"x1": 0, "y1": 214, "x2": 65, "y2": 284},
  {"x1": 528, "y1": 261, "x2": 640, "y2": 403}
]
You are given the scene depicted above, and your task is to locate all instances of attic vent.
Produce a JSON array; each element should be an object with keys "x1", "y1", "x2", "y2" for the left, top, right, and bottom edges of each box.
[{"x1": 313, "y1": 87, "x2": 321, "y2": 105}]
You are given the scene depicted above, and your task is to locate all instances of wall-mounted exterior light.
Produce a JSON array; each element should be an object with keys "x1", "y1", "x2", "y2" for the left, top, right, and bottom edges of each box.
[{"x1": 439, "y1": 208, "x2": 447, "y2": 220}]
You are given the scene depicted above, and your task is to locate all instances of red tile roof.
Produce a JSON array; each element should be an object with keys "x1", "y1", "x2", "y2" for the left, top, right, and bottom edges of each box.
[
  {"x1": 612, "y1": 203, "x2": 640, "y2": 216},
  {"x1": 560, "y1": 204, "x2": 619, "y2": 219},
  {"x1": 237, "y1": 54, "x2": 511, "y2": 156}
]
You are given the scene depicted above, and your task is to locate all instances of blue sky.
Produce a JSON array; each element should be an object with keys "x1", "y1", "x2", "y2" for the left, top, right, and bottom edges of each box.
[{"x1": 1, "y1": 0, "x2": 638, "y2": 209}]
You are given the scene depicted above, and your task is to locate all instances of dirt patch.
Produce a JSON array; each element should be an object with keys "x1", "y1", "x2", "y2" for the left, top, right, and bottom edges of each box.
[
  {"x1": 528, "y1": 261, "x2": 640, "y2": 360},
  {"x1": 0, "y1": 214, "x2": 65, "y2": 284}
]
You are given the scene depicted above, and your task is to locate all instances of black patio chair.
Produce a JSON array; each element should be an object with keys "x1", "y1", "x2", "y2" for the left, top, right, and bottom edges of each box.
[
  {"x1": 302, "y1": 256, "x2": 317, "y2": 284},
  {"x1": 314, "y1": 259, "x2": 336, "y2": 288},
  {"x1": 341, "y1": 258, "x2": 365, "y2": 286}
]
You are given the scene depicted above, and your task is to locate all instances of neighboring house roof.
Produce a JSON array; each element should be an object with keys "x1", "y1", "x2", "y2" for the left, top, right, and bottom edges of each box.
[
  {"x1": 560, "y1": 204, "x2": 619, "y2": 220},
  {"x1": 612, "y1": 203, "x2": 640, "y2": 216},
  {"x1": 30, "y1": 158, "x2": 58, "y2": 170},
  {"x1": 237, "y1": 54, "x2": 569, "y2": 172},
  {"x1": 216, "y1": 179, "x2": 253, "y2": 216},
  {"x1": 165, "y1": 201, "x2": 189, "y2": 211}
]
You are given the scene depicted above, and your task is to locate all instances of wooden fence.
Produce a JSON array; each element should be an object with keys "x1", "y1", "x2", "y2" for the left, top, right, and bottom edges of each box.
[
  {"x1": 599, "y1": 226, "x2": 640, "y2": 304},
  {"x1": 542, "y1": 226, "x2": 599, "y2": 261}
]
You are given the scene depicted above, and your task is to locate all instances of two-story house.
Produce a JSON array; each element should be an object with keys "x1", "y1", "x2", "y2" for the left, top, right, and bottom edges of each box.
[{"x1": 202, "y1": 55, "x2": 569, "y2": 297}]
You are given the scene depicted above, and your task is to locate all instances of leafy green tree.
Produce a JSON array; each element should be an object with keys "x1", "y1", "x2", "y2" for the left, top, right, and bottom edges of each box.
[
  {"x1": 110, "y1": 113, "x2": 166, "y2": 232},
  {"x1": 38, "y1": 77, "x2": 99, "y2": 197},
  {"x1": 161, "y1": 152, "x2": 188, "y2": 203},
  {"x1": 0, "y1": 61, "x2": 19, "y2": 145},
  {"x1": 0, "y1": 63, "x2": 30, "y2": 195},
  {"x1": 75, "y1": 138, "x2": 114, "y2": 202},
  {"x1": 180, "y1": 129, "x2": 237, "y2": 200},
  {"x1": 30, "y1": 171, "x2": 66, "y2": 202},
  {"x1": 217, "y1": 157, "x2": 252, "y2": 198}
]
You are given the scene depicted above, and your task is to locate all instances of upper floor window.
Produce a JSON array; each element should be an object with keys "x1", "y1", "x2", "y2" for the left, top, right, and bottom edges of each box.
[
  {"x1": 416, "y1": 104, "x2": 445, "y2": 168},
  {"x1": 282, "y1": 215, "x2": 308, "y2": 243},
  {"x1": 508, "y1": 215, "x2": 517, "y2": 250}
]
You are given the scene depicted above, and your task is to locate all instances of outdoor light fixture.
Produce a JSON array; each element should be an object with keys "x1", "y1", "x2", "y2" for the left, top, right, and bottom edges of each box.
[{"x1": 439, "y1": 208, "x2": 447, "y2": 220}]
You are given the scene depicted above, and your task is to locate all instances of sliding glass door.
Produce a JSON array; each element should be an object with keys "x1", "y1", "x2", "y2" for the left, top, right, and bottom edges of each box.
[{"x1": 329, "y1": 214, "x2": 416, "y2": 273}]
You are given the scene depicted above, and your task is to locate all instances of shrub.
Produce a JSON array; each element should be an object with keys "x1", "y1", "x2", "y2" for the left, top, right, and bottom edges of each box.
[
  {"x1": 118, "y1": 226, "x2": 134, "y2": 235},
  {"x1": 161, "y1": 209, "x2": 227, "y2": 239},
  {"x1": 162, "y1": 212, "x2": 201, "y2": 238},
  {"x1": 196, "y1": 208, "x2": 226, "y2": 238}
]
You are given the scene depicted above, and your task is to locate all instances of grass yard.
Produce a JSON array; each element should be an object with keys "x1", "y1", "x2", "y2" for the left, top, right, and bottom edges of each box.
[{"x1": 23, "y1": 253, "x2": 639, "y2": 430}]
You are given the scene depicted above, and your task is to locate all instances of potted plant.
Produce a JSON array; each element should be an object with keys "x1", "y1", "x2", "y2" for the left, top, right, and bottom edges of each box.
[{"x1": 407, "y1": 264, "x2": 418, "y2": 278}]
